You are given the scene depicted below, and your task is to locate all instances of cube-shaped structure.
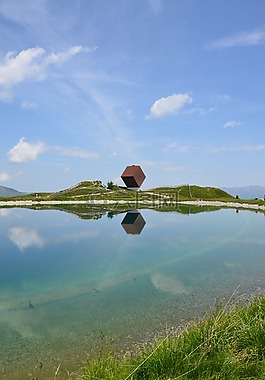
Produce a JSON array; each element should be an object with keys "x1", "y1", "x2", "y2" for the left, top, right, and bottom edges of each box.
[
  {"x1": 121, "y1": 165, "x2": 146, "y2": 188},
  {"x1": 121, "y1": 211, "x2": 146, "y2": 235}
]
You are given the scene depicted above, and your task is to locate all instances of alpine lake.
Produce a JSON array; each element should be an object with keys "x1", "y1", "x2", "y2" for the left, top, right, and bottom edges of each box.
[{"x1": 1, "y1": 203, "x2": 265, "y2": 379}]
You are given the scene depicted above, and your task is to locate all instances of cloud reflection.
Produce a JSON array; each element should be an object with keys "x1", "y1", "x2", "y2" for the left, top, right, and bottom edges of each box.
[
  {"x1": 8, "y1": 226, "x2": 45, "y2": 252},
  {"x1": 8, "y1": 225, "x2": 99, "y2": 252},
  {"x1": 0, "y1": 209, "x2": 10, "y2": 217}
]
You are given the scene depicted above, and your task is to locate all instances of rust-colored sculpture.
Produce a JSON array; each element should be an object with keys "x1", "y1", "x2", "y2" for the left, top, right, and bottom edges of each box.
[{"x1": 121, "y1": 165, "x2": 146, "y2": 188}]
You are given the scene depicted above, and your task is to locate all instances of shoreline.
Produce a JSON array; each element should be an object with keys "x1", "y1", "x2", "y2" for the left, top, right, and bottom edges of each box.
[
  {"x1": 179, "y1": 200, "x2": 265, "y2": 211},
  {"x1": 0, "y1": 199, "x2": 265, "y2": 211}
]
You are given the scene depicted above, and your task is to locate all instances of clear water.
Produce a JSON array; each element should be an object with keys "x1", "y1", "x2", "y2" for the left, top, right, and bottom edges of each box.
[{"x1": 0, "y1": 206, "x2": 265, "y2": 379}]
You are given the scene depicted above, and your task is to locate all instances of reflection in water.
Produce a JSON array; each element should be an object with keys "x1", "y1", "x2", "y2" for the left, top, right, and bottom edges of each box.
[
  {"x1": 0, "y1": 209, "x2": 10, "y2": 217},
  {"x1": 8, "y1": 226, "x2": 99, "y2": 252},
  {"x1": 1, "y1": 206, "x2": 265, "y2": 379},
  {"x1": 121, "y1": 211, "x2": 146, "y2": 234},
  {"x1": 8, "y1": 226, "x2": 45, "y2": 252}
]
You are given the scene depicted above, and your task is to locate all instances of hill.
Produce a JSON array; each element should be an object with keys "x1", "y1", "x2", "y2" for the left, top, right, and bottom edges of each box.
[
  {"x1": 0, "y1": 185, "x2": 26, "y2": 197},
  {"x1": 6, "y1": 181, "x2": 235, "y2": 203},
  {"x1": 149, "y1": 184, "x2": 234, "y2": 201}
]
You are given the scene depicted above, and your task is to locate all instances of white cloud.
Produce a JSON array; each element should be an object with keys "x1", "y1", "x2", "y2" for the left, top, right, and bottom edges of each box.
[
  {"x1": 0, "y1": 47, "x2": 44, "y2": 100},
  {"x1": 162, "y1": 142, "x2": 190, "y2": 153},
  {"x1": 45, "y1": 46, "x2": 95, "y2": 65},
  {"x1": 21, "y1": 100, "x2": 37, "y2": 109},
  {"x1": 53, "y1": 146, "x2": 99, "y2": 159},
  {"x1": 161, "y1": 141, "x2": 265, "y2": 154},
  {"x1": 224, "y1": 121, "x2": 243, "y2": 128},
  {"x1": 7, "y1": 137, "x2": 99, "y2": 164},
  {"x1": 7, "y1": 137, "x2": 47, "y2": 163},
  {"x1": 0, "y1": 47, "x2": 46, "y2": 87},
  {"x1": 218, "y1": 94, "x2": 231, "y2": 101},
  {"x1": 8, "y1": 226, "x2": 45, "y2": 252},
  {"x1": 0, "y1": 46, "x2": 91, "y2": 100},
  {"x1": 186, "y1": 106, "x2": 215, "y2": 116},
  {"x1": 147, "y1": 93, "x2": 192, "y2": 118},
  {"x1": 205, "y1": 26, "x2": 265, "y2": 50},
  {"x1": 205, "y1": 144, "x2": 265, "y2": 153},
  {"x1": 0, "y1": 172, "x2": 11, "y2": 181}
]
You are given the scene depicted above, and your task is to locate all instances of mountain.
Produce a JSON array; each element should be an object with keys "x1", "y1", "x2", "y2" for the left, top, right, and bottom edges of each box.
[
  {"x1": 0, "y1": 185, "x2": 26, "y2": 197},
  {"x1": 222, "y1": 186, "x2": 265, "y2": 200}
]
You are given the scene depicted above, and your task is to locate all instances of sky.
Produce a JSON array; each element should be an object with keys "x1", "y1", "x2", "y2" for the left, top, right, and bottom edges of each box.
[{"x1": 1, "y1": 0, "x2": 265, "y2": 192}]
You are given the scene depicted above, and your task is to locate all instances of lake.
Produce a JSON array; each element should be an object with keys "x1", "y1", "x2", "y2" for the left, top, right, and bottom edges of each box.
[{"x1": 0, "y1": 205, "x2": 265, "y2": 379}]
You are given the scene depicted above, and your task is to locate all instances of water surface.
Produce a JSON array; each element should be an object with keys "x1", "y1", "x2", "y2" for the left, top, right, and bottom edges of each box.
[{"x1": 0, "y1": 206, "x2": 265, "y2": 379}]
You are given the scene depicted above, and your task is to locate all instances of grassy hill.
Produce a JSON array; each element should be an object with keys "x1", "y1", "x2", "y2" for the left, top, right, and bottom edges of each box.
[
  {"x1": 149, "y1": 184, "x2": 234, "y2": 201},
  {"x1": 5, "y1": 180, "x2": 265, "y2": 212},
  {"x1": 5, "y1": 181, "x2": 235, "y2": 203}
]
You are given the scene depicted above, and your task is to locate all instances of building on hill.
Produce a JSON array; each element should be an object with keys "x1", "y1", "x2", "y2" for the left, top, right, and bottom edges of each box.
[{"x1": 121, "y1": 165, "x2": 146, "y2": 188}]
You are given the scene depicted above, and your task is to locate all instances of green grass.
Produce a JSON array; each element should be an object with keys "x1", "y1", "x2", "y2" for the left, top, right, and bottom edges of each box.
[
  {"x1": 2, "y1": 181, "x2": 265, "y2": 216},
  {"x1": 149, "y1": 184, "x2": 235, "y2": 201},
  {"x1": 2, "y1": 180, "x2": 263, "y2": 206},
  {"x1": 77, "y1": 294, "x2": 265, "y2": 380},
  {"x1": 1, "y1": 180, "x2": 265, "y2": 207},
  {"x1": 0, "y1": 182, "x2": 236, "y2": 202}
]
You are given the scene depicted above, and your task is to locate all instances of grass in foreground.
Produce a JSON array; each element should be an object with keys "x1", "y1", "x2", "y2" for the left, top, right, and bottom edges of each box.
[{"x1": 79, "y1": 293, "x2": 265, "y2": 380}]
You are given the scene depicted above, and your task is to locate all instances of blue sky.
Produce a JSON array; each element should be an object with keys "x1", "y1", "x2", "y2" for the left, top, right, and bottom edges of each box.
[{"x1": 1, "y1": 0, "x2": 265, "y2": 192}]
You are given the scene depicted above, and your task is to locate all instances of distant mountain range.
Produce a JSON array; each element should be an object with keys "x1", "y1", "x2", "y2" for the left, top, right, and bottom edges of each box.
[
  {"x1": 0, "y1": 185, "x2": 26, "y2": 197},
  {"x1": 222, "y1": 186, "x2": 265, "y2": 200}
]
